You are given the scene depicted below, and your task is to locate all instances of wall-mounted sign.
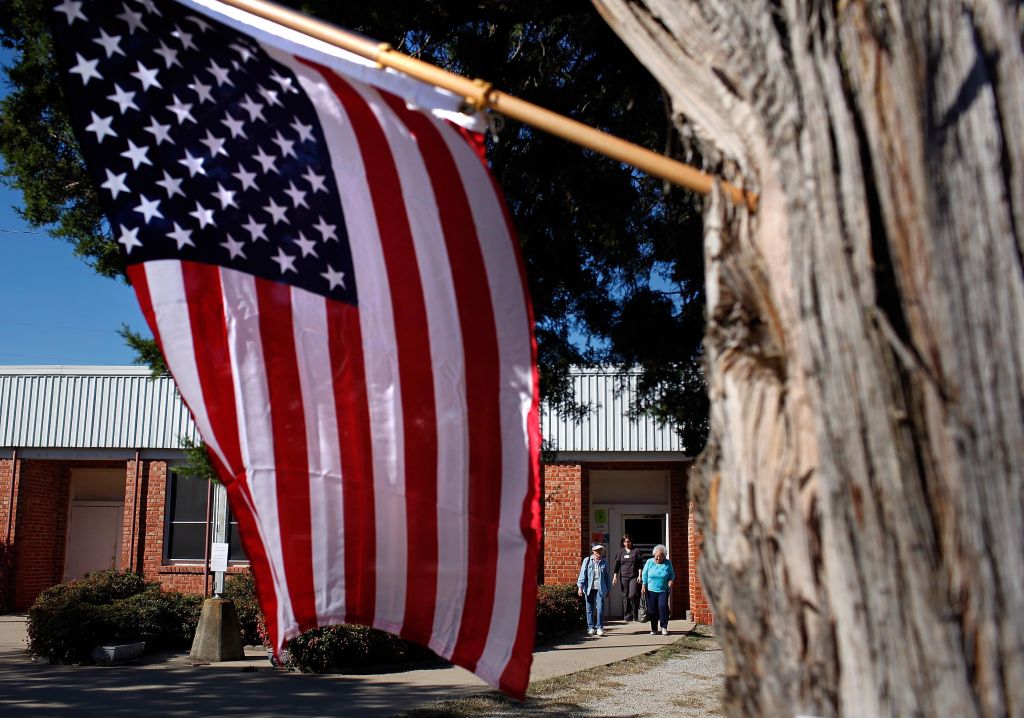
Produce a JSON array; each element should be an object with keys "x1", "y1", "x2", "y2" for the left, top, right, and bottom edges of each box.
[{"x1": 209, "y1": 542, "x2": 229, "y2": 573}]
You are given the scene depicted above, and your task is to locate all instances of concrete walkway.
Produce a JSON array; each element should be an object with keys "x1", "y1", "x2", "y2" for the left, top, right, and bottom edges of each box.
[{"x1": 0, "y1": 613, "x2": 694, "y2": 717}]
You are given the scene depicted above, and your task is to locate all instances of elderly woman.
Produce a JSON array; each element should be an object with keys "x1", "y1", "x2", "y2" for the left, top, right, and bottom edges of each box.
[
  {"x1": 641, "y1": 544, "x2": 675, "y2": 635},
  {"x1": 577, "y1": 543, "x2": 612, "y2": 636}
]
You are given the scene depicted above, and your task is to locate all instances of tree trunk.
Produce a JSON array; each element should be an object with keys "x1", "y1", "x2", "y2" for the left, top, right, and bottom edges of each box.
[{"x1": 592, "y1": 1, "x2": 1024, "y2": 716}]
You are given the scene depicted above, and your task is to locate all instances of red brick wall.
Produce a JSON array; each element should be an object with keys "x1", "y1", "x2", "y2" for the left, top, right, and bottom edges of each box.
[
  {"x1": 688, "y1": 499, "x2": 713, "y2": 624},
  {"x1": 542, "y1": 460, "x2": 697, "y2": 621},
  {"x1": 0, "y1": 457, "x2": 18, "y2": 610},
  {"x1": 12, "y1": 461, "x2": 71, "y2": 609},
  {"x1": 541, "y1": 463, "x2": 584, "y2": 584},
  {"x1": 669, "y1": 464, "x2": 690, "y2": 616},
  {"x1": 133, "y1": 461, "x2": 248, "y2": 594}
]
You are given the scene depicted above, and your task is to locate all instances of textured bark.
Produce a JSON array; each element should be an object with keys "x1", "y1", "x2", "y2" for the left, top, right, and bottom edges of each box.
[{"x1": 592, "y1": 1, "x2": 1024, "y2": 716}]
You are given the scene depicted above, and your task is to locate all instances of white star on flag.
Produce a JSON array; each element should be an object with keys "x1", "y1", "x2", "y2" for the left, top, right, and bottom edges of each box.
[
  {"x1": 292, "y1": 232, "x2": 317, "y2": 257},
  {"x1": 54, "y1": 0, "x2": 87, "y2": 25},
  {"x1": 270, "y1": 247, "x2": 296, "y2": 274},
  {"x1": 101, "y1": 168, "x2": 129, "y2": 197},
  {"x1": 320, "y1": 264, "x2": 346, "y2": 290},
  {"x1": 116, "y1": 224, "x2": 141, "y2": 252},
  {"x1": 93, "y1": 29, "x2": 124, "y2": 58},
  {"x1": 107, "y1": 84, "x2": 138, "y2": 113},
  {"x1": 189, "y1": 201, "x2": 215, "y2": 228},
  {"x1": 167, "y1": 222, "x2": 194, "y2": 249},
  {"x1": 221, "y1": 234, "x2": 247, "y2": 259},
  {"x1": 120, "y1": 139, "x2": 152, "y2": 169},
  {"x1": 70, "y1": 53, "x2": 102, "y2": 84},
  {"x1": 134, "y1": 194, "x2": 163, "y2": 223},
  {"x1": 85, "y1": 112, "x2": 116, "y2": 142}
]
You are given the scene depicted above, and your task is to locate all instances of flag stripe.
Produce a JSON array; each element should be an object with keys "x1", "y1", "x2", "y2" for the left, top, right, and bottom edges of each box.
[
  {"x1": 137, "y1": 261, "x2": 231, "y2": 473},
  {"x1": 219, "y1": 268, "x2": 296, "y2": 643},
  {"x1": 284, "y1": 55, "x2": 406, "y2": 634},
  {"x1": 179, "y1": 262, "x2": 246, "y2": 478},
  {"x1": 378, "y1": 94, "x2": 504, "y2": 669},
  {"x1": 289, "y1": 288, "x2": 346, "y2": 622},
  {"x1": 486, "y1": 166, "x2": 543, "y2": 698},
  {"x1": 321, "y1": 70, "x2": 440, "y2": 641},
  {"x1": 437, "y1": 128, "x2": 540, "y2": 692},
  {"x1": 255, "y1": 277, "x2": 318, "y2": 633},
  {"x1": 325, "y1": 300, "x2": 377, "y2": 626},
  {"x1": 366, "y1": 87, "x2": 478, "y2": 650}
]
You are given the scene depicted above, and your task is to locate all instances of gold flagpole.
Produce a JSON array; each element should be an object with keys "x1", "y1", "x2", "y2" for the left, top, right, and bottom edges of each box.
[{"x1": 217, "y1": 0, "x2": 758, "y2": 211}]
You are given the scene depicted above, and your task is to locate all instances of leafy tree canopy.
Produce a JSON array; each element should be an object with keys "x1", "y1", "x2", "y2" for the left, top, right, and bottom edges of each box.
[{"x1": 0, "y1": 0, "x2": 708, "y2": 450}]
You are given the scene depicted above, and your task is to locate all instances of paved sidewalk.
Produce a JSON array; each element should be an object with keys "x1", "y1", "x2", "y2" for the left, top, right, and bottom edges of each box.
[{"x1": 0, "y1": 613, "x2": 693, "y2": 717}]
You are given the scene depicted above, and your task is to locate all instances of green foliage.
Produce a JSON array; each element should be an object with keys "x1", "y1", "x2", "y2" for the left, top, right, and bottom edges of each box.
[
  {"x1": 176, "y1": 436, "x2": 219, "y2": 484},
  {"x1": 0, "y1": 0, "x2": 709, "y2": 448},
  {"x1": 26, "y1": 569, "x2": 202, "y2": 663},
  {"x1": 118, "y1": 324, "x2": 168, "y2": 377},
  {"x1": 534, "y1": 583, "x2": 585, "y2": 642},
  {"x1": 285, "y1": 624, "x2": 435, "y2": 673}
]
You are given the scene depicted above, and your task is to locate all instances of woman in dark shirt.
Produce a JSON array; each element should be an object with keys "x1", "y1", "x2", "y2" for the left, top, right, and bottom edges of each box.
[{"x1": 612, "y1": 533, "x2": 643, "y2": 621}]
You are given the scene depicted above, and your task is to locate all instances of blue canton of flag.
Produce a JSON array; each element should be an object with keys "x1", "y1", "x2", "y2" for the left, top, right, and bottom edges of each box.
[{"x1": 52, "y1": 0, "x2": 355, "y2": 303}]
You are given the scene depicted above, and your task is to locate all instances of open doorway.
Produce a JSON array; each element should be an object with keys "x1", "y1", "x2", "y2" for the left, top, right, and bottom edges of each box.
[{"x1": 64, "y1": 469, "x2": 125, "y2": 580}]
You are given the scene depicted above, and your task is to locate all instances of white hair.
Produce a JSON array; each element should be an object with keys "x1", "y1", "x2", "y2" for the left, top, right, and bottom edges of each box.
[{"x1": 652, "y1": 544, "x2": 667, "y2": 557}]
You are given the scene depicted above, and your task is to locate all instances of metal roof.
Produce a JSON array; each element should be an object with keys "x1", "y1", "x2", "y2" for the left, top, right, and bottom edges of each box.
[
  {"x1": 542, "y1": 368, "x2": 687, "y2": 455},
  {"x1": 0, "y1": 366, "x2": 198, "y2": 449},
  {"x1": 0, "y1": 365, "x2": 686, "y2": 455}
]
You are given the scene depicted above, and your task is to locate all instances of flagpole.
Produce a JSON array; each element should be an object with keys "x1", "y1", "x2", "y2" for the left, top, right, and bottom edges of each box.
[{"x1": 216, "y1": 0, "x2": 758, "y2": 212}]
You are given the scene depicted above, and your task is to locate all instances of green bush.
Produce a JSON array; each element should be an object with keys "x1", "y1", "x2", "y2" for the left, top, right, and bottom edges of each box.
[
  {"x1": 535, "y1": 583, "x2": 585, "y2": 641},
  {"x1": 285, "y1": 624, "x2": 435, "y2": 673},
  {"x1": 217, "y1": 575, "x2": 583, "y2": 670},
  {"x1": 223, "y1": 573, "x2": 265, "y2": 646},
  {"x1": 27, "y1": 570, "x2": 202, "y2": 663}
]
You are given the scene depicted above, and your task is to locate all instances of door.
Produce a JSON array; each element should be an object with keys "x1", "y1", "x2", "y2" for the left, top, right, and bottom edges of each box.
[
  {"x1": 622, "y1": 513, "x2": 667, "y2": 563},
  {"x1": 604, "y1": 513, "x2": 667, "y2": 619},
  {"x1": 65, "y1": 503, "x2": 122, "y2": 580}
]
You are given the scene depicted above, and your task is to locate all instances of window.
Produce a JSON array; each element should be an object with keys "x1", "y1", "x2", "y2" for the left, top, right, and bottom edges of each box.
[
  {"x1": 164, "y1": 471, "x2": 247, "y2": 562},
  {"x1": 165, "y1": 471, "x2": 208, "y2": 561},
  {"x1": 226, "y1": 508, "x2": 247, "y2": 561}
]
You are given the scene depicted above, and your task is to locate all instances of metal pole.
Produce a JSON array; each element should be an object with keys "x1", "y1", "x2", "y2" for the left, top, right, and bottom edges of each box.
[
  {"x1": 202, "y1": 478, "x2": 213, "y2": 598},
  {"x1": 216, "y1": 0, "x2": 758, "y2": 211}
]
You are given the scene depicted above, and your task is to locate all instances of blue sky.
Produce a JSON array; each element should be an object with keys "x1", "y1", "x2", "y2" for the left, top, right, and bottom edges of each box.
[{"x1": 0, "y1": 46, "x2": 148, "y2": 366}]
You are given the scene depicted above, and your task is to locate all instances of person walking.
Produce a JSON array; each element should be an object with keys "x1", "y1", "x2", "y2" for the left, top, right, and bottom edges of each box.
[
  {"x1": 577, "y1": 543, "x2": 611, "y2": 636},
  {"x1": 612, "y1": 533, "x2": 643, "y2": 621},
  {"x1": 641, "y1": 543, "x2": 675, "y2": 635}
]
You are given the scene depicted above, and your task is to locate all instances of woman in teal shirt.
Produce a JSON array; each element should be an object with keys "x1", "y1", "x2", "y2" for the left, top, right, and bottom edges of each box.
[{"x1": 641, "y1": 544, "x2": 675, "y2": 635}]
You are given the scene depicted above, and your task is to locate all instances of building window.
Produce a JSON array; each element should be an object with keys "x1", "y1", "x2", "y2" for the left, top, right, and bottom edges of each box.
[
  {"x1": 226, "y1": 509, "x2": 247, "y2": 561},
  {"x1": 165, "y1": 471, "x2": 208, "y2": 561},
  {"x1": 164, "y1": 471, "x2": 247, "y2": 562}
]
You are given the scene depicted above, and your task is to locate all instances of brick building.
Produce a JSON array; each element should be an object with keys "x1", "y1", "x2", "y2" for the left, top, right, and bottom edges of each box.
[{"x1": 1, "y1": 365, "x2": 711, "y2": 624}]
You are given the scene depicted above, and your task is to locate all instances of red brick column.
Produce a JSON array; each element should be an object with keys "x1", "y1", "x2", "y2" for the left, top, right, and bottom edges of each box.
[
  {"x1": 541, "y1": 463, "x2": 584, "y2": 584},
  {"x1": 120, "y1": 457, "x2": 142, "y2": 573},
  {"x1": 669, "y1": 464, "x2": 690, "y2": 617},
  {"x1": 688, "y1": 499, "x2": 714, "y2": 624},
  {"x1": 0, "y1": 456, "x2": 18, "y2": 610},
  {"x1": 12, "y1": 461, "x2": 71, "y2": 609}
]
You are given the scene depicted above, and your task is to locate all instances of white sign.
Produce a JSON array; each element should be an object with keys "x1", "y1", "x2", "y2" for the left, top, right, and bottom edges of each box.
[{"x1": 210, "y1": 542, "x2": 229, "y2": 573}]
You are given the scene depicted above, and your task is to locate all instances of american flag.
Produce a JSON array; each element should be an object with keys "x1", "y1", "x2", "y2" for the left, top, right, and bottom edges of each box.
[{"x1": 51, "y1": 0, "x2": 541, "y2": 697}]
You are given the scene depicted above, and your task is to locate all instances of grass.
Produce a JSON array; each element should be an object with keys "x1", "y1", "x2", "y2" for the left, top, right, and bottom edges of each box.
[{"x1": 394, "y1": 627, "x2": 721, "y2": 718}]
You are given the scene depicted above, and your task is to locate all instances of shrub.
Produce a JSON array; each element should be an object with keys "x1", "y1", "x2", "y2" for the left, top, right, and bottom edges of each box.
[
  {"x1": 217, "y1": 576, "x2": 584, "y2": 670},
  {"x1": 535, "y1": 583, "x2": 585, "y2": 641},
  {"x1": 223, "y1": 573, "x2": 264, "y2": 646},
  {"x1": 285, "y1": 624, "x2": 435, "y2": 673},
  {"x1": 27, "y1": 570, "x2": 202, "y2": 663}
]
